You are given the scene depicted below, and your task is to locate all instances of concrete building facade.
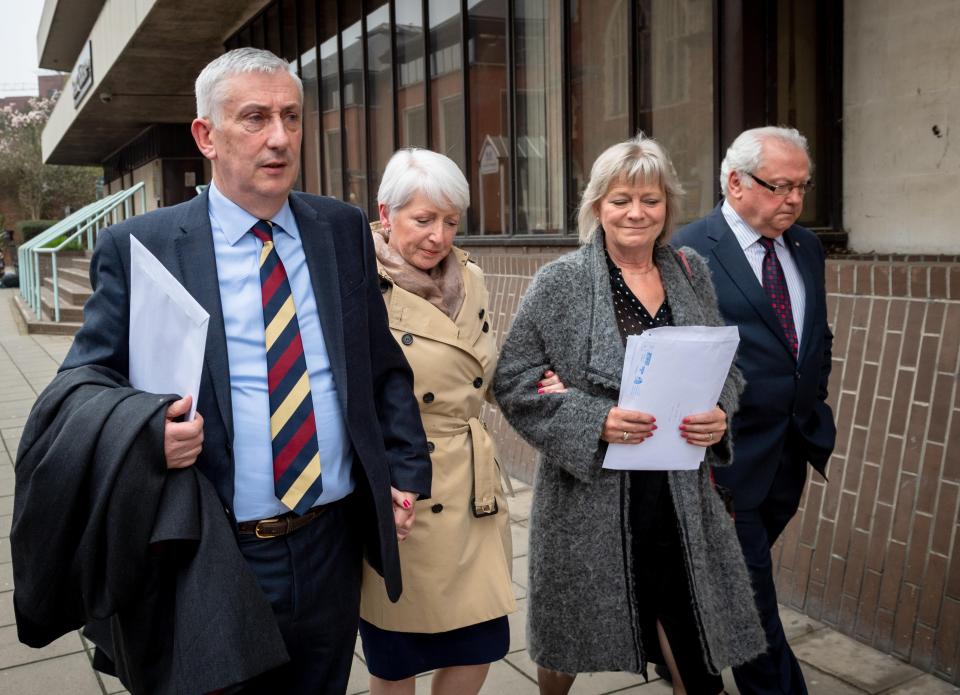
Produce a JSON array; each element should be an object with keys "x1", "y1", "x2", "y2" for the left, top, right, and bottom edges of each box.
[{"x1": 36, "y1": 0, "x2": 960, "y2": 685}]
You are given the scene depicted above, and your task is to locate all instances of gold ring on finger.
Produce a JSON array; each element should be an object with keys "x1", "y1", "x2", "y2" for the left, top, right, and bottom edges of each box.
[{"x1": 622, "y1": 431, "x2": 629, "y2": 442}]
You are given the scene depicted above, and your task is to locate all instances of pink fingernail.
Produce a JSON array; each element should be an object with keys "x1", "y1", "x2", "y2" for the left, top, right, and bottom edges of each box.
[
  {"x1": 536, "y1": 382, "x2": 543, "y2": 387},
  {"x1": 402, "y1": 499, "x2": 411, "y2": 509},
  {"x1": 537, "y1": 388, "x2": 544, "y2": 394},
  {"x1": 651, "y1": 425, "x2": 658, "y2": 430}
]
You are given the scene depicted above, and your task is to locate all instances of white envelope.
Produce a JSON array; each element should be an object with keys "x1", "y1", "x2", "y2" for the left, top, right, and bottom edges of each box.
[
  {"x1": 128, "y1": 237, "x2": 209, "y2": 421},
  {"x1": 603, "y1": 325, "x2": 740, "y2": 471}
]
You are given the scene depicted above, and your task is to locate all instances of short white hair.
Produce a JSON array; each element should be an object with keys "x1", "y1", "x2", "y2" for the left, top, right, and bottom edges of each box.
[
  {"x1": 720, "y1": 126, "x2": 810, "y2": 196},
  {"x1": 576, "y1": 133, "x2": 685, "y2": 244},
  {"x1": 377, "y1": 148, "x2": 470, "y2": 214},
  {"x1": 195, "y1": 48, "x2": 303, "y2": 125}
]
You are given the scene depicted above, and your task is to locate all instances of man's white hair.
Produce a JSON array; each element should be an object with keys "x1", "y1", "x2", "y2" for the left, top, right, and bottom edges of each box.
[
  {"x1": 195, "y1": 48, "x2": 303, "y2": 125},
  {"x1": 719, "y1": 126, "x2": 810, "y2": 196},
  {"x1": 377, "y1": 148, "x2": 470, "y2": 214}
]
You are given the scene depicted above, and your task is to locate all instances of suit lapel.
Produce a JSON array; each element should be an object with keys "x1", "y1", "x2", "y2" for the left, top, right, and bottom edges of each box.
[
  {"x1": 784, "y1": 226, "x2": 818, "y2": 365},
  {"x1": 707, "y1": 210, "x2": 795, "y2": 359},
  {"x1": 174, "y1": 191, "x2": 233, "y2": 439},
  {"x1": 290, "y1": 195, "x2": 349, "y2": 412}
]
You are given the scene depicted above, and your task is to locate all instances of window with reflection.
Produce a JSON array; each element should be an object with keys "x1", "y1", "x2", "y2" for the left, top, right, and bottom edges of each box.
[
  {"x1": 396, "y1": 0, "x2": 427, "y2": 149},
  {"x1": 367, "y1": 0, "x2": 394, "y2": 217},
  {"x1": 637, "y1": 0, "x2": 715, "y2": 220},
  {"x1": 280, "y1": 0, "x2": 298, "y2": 64},
  {"x1": 568, "y1": 0, "x2": 629, "y2": 210},
  {"x1": 515, "y1": 0, "x2": 564, "y2": 234},
  {"x1": 319, "y1": 1, "x2": 342, "y2": 198},
  {"x1": 468, "y1": 0, "x2": 509, "y2": 235},
  {"x1": 341, "y1": 3, "x2": 367, "y2": 209},
  {"x1": 429, "y1": 0, "x2": 465, "y2": 175},
  {"x1": 265, "y1": 4, "x2": 281, "y2": 56},
  {"x1": 298, "y1": 0, "x2": 320, "y2": 194}
]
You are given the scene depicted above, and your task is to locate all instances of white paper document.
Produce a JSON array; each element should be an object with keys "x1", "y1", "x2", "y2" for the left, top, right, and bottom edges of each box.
[
  {"x1": 602, "y1": 325, "x2": 740, "y2": 471},
  {"x1": 129, "y1": 237, "x2": 209, "y2": 421}
]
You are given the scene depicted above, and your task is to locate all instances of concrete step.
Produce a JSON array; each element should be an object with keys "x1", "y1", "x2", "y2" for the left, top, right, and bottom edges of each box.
[
  {"x1": 59, "y1": 267, "x2": 91, "y2": 286},
  {"x1": 11, "y1": 293, "x2": 82, "y2": 336},
  {"x1": 42, "y1": 275, "x2": 91, "y2": 305},
  {"x1": 40, "y1": 286, "x2": 84, "y2": 323}
]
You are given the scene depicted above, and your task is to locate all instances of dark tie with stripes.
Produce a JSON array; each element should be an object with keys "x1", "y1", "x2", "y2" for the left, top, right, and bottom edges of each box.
[
  {"x1": 250, "y1": 219, "x2": 322, "y2": 515},
  {"x1": 759, "y1": 236, "x2": 798, "y2": 359}
]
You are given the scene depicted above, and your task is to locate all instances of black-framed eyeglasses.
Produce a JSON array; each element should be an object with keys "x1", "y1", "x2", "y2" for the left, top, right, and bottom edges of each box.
[{"x1": 747, "y1": 173, "x2": 815, "y2": 197}]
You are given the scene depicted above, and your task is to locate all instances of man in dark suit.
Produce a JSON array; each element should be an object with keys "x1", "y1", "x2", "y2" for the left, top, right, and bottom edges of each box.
[
  {"x1": 673, "y1": 127, "x2": 836, "y2": 695},
  {"x1": 61, "y1": 48, "x2": 431, "y2": 693}
]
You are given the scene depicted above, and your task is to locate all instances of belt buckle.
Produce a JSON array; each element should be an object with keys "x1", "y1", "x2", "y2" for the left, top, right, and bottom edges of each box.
[
  {"x1": 254, "y1": 517, "x2": 282, "y2": 539},
  {"x1": 472, "y1": 497, "x2": 499, "y2": 518}
]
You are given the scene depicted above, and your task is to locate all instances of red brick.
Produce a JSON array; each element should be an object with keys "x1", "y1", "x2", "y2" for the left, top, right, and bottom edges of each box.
[
  {"x1": 933, "y1": 598, "x2": 960, "y2": 676},
  {"x1": 823, "y1": 556, "x2": 846, "y2": 624},
  {"x1": 902, "y1": 404, "x2": 928, "y2": 475},
  {"x1": 940, "y1": 303, "x2": 960, "y2": 373},
  {"x1": 876, "y1": 333, "x2": 902, "y2": 399},
  {"x1": 811, "y1": 520, "x2": 834, "y2": 583},
  {"x1": 930, "y1": 266, "x2": 948, "y2": 299},
  {"x1": 855, "y1": 264, "x2": 872, "y2": 295},
  {"x1": 838, "y1": 264, "x2": 855, "y2": 294},
  {"x1": 855, "y1": 464, "x2": 880, "y2": 531},
  {"x1": 842, "y1": 329, "x2": 866, "y2": 391},
  {"x1": 945, "y1": 421, "x2": 960, "y2": 483},
  {"x1": 867, "y1": 503, "x2": 894, "y2": 571},
  {"x1": 855, "y1": 569, "x2": 883, "y2": 641},
  {"x1": 891, "y1": 265, "x2": 909, "y2": 297},
  {"x1": 805, "y1": 579, "x2": 826, "y2": 621},
  {"x1": 879, "y1": 541, "x2": 907, "y2": 611},
  {"x1": 852, "y1": 296, "x2": 871, "y2": 329},
  {"x1": 887, "y1": 298, "x2": 908, "y2": 331},
  {"x1": 900, "y1": 302, "x2": 926, "y2": 368},
  {"x1": 855, "y1": 365, "x2": 880, "y2": 429},
  {"x1": 928, "y1": 375, "x2": 954, "y2": 444},
  {"x1": 891, "y1": 473, "x2": 917, "y2": 543},
  {"x1": 833, "y1": 490, "x2": 857, "y2": 556},
  {"x1": 923, "y1": 301, "x2": 946, "y2": 335},
  {"x1": 875, "y1": 607, "x2": 897, "y2": 653},
  {"x1": 918, "y1": 553, "x2": 947, "y2": 626},
  {"x1": 792, "y1": 545, "x2": 814, "y2": 603},
  {"x1": 834, "y1": 393, "x2": 856, "y2": 457},
  {"x1": 904, "y1": 513, "x2": 932, "y2": 585},
  {"x1": 912, "y1": 336, "x2": 939, "y2": 403},
  {"x1": 879, "y1": 436, "x2": 904, "y2": 504},
  {"x1": 912, "y1": 623, "x2": 936, "y2": 670},
  {"x1": 910, "y1": 266, "x2": 929, "y2": 298},
  {"x1": 832, "y1": 296, "x2": 854, "y2": 355},
  {"x1": 800, "y1": 482, "x2": 824, "y2": 545},
  {"x1": 917, "y1": 442, "x2": 944, "y2": 515},
  {"x1": 842, "y1": 528, "x2": 869, "y2": 598},
  {"x1": 888, "y1": 369, "x2": 915, "y2": 437},
  {"x1": 864, "y1": 300, "x2": 888, "y2": 363},
  {"x1": 893, "y1": 582, "x2": 920, "y2": 657},
  {"x1": 822, "y1": 467, "x2": 841, "y2": 519},
  {"x1": 864, "y1": 400, "x2": 890, "y2": 463},
  {"x1": 951, "y1": 265, "x2": 960, "y2": 299},
  {"x1": 844, "y1": 431, "x2": 867, "y2": 492},
  {"x1": 932, "y1": 483, "x2": 958, "y2": 556},
  {"x1": 874, "y1": 265, "x2": 891, "y2": 297},
  {"x1": 825, "y1": 262, "x2": 839, "y2": 294},
  {"x1": 839, "y1": 593, "x2": 859, "y2": 632}
]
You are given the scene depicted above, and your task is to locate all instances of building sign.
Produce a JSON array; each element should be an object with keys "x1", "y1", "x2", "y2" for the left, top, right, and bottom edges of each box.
[
  {"x1": 479, "y1": 139, "x2": 501, "y2": 175},
  {"x1": 72, "y1": 41, "x2": 94, "y2": 107}
]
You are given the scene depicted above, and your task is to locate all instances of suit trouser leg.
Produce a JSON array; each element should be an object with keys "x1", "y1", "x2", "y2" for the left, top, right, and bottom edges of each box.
[
  {"x1": 732, "y1": 457, "x2": 808, "y2": 695},
  {"x1": 234, "y1": 499, "x2": 364, "y2": 695}
]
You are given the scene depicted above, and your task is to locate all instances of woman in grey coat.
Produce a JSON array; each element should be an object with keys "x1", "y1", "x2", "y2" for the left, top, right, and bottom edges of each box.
[{"x1": 493, "y1": 134, "x2": 766, "y2": 695}]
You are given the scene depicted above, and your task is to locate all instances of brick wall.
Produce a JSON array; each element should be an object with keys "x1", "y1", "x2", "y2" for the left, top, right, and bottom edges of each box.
[{"x1": 469, "y1": 244, "x2": 960, "y2": 684}]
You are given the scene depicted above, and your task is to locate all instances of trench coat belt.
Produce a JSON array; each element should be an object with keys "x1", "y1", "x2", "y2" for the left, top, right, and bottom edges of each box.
[{"x1": 420, "y1": 412, "x2": 499, "y2": 517}]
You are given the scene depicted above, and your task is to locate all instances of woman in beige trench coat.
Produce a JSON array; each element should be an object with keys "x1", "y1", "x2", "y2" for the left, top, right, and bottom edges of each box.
[{"x1": 359, "y1": 149, "x2": 515, "y2": 695}]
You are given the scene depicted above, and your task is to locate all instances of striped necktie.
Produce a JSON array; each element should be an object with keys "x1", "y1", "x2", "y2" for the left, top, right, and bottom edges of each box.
[
  {"x1": 759, "y1": 236, "x2": 799, "y2": 359},
  {"x1": 250, "y1": 219, "x2": 323, "y2": 515}
]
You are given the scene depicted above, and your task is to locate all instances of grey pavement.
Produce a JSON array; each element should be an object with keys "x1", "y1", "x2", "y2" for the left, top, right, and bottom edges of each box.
[{"x1": 0, "y1": 288, "x2": 956, "y2": 694}]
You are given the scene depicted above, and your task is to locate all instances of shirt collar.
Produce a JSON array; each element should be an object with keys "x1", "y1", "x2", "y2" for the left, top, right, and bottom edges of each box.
[
  {"x1": 721, "y1": 199, "x2": 785, "y2": 251},
  {"x1": 208, "y1": 181, "x2": 299, "y2": 246}
]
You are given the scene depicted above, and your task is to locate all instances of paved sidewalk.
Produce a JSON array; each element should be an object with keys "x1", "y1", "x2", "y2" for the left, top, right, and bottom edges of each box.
[{"x1": 0, "y1": 288, "x2": 957, "y2": 694}]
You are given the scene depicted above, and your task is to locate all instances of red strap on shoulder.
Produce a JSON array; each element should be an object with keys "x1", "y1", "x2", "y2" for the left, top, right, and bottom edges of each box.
[{"x1": 677, "y1": 249, "x2": 693, "y2": 278}]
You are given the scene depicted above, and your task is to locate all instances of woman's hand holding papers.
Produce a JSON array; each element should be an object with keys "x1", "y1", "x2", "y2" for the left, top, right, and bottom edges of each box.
[
  {"x1": 678, "y1": 406, "x2": 727, "y2": 448},
  {"x1": 601, "y1": 407, "x2": 657, "y2": 445}
]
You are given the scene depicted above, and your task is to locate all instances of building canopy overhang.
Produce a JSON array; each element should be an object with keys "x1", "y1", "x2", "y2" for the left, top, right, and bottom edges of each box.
[{"x1": 40, "y1": 0, "x2": 266, "y2": 166}]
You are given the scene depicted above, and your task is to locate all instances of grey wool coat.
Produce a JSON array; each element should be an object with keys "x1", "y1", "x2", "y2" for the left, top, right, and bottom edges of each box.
[{"x1": 492, "y1": 230, "x2": 767, "y2": 676}]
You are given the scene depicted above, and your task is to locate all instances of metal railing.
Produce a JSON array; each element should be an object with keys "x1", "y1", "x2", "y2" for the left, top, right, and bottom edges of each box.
[{"x1": 19, "y1": 183, "x2": 146, "y2": 322}]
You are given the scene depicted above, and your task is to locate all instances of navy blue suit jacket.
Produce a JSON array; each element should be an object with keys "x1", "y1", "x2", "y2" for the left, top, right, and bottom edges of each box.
[
  {"x1": 61, "y1": 189, "x2": 431, "y2": 601},
  {"x1": 673, "y1": 204, "x2": 836, "y2": 509}
]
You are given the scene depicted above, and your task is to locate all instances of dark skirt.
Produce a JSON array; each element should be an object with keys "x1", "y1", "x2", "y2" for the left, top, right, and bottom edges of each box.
[{"x1": 358, "y1": 616, "x2": 510, "y2": 681}]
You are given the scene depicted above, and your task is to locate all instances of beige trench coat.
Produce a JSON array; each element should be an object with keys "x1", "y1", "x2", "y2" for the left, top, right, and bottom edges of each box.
[{"x1": 360, "y1": 247, "x2": 515, "y2": 633}]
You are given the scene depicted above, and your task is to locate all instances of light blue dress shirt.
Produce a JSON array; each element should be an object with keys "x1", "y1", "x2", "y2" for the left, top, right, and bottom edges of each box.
[
  {"x1": 208, "y1": 183, "x2": 354, "y2": 522},
  {"x1": 722, "y1": 199, "x2": 806, "y2": 351}
]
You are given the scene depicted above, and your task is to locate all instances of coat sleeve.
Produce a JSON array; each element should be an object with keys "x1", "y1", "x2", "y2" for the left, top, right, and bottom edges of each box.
[
  {"x1": 493, "y1": 268, "x2": 612, "y2": 483},
  {"x1": 60, "y1": 226, "x2": 130, "y2": 375},
  {"x1": 359, "y1": 209, "x2": 432, "y2": 498},
  {"x1": 681, "y1": 248, "x2": 745, "y2": 467}
]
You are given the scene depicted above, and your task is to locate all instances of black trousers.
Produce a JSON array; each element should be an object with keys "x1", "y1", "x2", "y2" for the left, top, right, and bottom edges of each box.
[
  {"x1": 233, "y1": 498, "x2": 364, "y2": 695},
  {"x1": 731, "y1": 453, "x2": 808, "y2": 695}
]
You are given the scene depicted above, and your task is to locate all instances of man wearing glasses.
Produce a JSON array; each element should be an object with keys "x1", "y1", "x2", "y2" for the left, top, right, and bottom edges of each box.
[{"x1": 673, "y1": 127, "x2": 836, "y2": 695}]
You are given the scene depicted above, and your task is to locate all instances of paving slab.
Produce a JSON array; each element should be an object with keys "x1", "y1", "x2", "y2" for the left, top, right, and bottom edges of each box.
[
  {"x1": 793, "y1": 629, "x2": 923, "y2": 693},
  {"x1": 883, "y1": 673, "x2": 960, "y2": 693},
  {"x1": 513, "y1": 554, "x2": 529, "y2": 589},
  {"x1": 511, "y1": 517, "x2": 530, "y2": 558},
  {"x1": 0, "y1": 651, "x2": 103, "y2": 695},
  {"x1": 507, "y1": 598, "x2": 528, "y2": 654},
  {"x1": 0, "y1": 592, "x2": 16, "y2": 628},
  {"x1": 480, "y1": 659, "x2": 539, "y2": 693},
  {"x1": 509, "y1": 488, "x2": 534, "y2": 522},
  {"x1": 0, "y1": 563, "x2": 11, "y2": 593},
  {"x1": 504, "y1": 648, "x2": 648, "y2": 694},
  {"x1": 0, "y1": 626, "x2": 84, "y2": 670}
]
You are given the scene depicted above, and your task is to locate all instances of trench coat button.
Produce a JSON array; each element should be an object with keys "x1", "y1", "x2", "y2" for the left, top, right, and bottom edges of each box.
[
  {"x1": 479, "y1": 308, "x2": 485, "y2": 319},
  {"x1": 401, "y1": 333, "x2": 414, "y2": 346},
  {"x1": 423, "y1": 392, "x2": 435, "y2": 404},
  {"x1": 427, "y1": 441, "x2": 435, "y2": 453},
  {"x1": 431, "y1": 503, "x2": 444, "y2": 513},
  {"x1": 482, "y1": 321, "x2": 489, "y2": 333},
  {"x1": 473, "y1": 377, "x2": 483, "y2": 389}
]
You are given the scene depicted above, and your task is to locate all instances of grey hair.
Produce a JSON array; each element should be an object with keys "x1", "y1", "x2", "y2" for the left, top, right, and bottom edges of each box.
[
  {"x1": 719, "y1": 126, "x2": 810, "y2": 196},
  {"x1": 377, "y1": 148, "x2": 470, "y2": 214},
  {"x1": 576, "y1": 133, "x2": 685, "y2": 244},
  {"x1": 195, "y1": 48, "x2": 303, "y2": 125}
]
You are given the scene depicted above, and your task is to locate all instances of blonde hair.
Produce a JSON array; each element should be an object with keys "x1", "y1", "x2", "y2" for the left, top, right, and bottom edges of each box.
[{"x1": 576, "y1": 133, "x2": 685, "y2": 244}]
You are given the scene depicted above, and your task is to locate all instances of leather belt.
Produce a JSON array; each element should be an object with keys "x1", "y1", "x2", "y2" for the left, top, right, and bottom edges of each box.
[{"x1": 237, "y1": 503, "x2": 331, "y2": 539}]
